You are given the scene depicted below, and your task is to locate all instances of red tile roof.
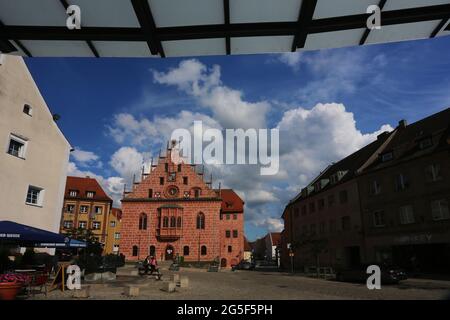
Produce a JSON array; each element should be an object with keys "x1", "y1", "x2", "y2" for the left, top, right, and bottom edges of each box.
[
  {"x1": 65, "y1": 176, "x2": 112, "y2": 202},
  {"x1": 111, "y1": 208, "x2": 122, "y2": 220},
  {"x1": 215, "y1": 189, "x2": 244, "y2": 213}
]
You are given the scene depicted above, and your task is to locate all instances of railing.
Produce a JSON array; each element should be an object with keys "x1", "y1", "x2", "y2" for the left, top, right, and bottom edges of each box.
[{"x1": 156, "y1": 227, "x2": 182, "y2": 239}]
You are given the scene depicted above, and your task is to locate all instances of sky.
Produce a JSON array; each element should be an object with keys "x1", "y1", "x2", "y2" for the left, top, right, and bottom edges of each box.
[{"x1": 25, "y1": 36, "x2": 450, "y2": 241}]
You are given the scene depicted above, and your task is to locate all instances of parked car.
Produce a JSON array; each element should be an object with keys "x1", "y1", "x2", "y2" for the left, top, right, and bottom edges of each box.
[
  {"x1": 335, "y1": 263, "x2": 407, "y2": 284},
  {"x1": 232, "y1": 261, "x2": 255, "y2": 271}
]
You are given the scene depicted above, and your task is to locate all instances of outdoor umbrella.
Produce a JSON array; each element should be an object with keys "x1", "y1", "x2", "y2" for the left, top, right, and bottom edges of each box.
[{"x1": 0, "y1": 220, "x2": 86, "y2": 248}]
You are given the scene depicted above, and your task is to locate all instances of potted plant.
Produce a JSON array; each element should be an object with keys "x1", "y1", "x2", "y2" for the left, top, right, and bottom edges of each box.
[{"x1": 0, "y1": 273, "x2": 30, "y2": 300}]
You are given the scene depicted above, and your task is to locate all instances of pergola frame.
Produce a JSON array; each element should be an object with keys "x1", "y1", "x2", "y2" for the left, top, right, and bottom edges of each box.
[{"x1": 0, "y1": 1, "x2": 449, "y2": 58}]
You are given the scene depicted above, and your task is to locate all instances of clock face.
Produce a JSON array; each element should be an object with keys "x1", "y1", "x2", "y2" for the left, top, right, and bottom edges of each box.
[{"x1": 167, "y1": 186, "x2": 179, "y2": 197}]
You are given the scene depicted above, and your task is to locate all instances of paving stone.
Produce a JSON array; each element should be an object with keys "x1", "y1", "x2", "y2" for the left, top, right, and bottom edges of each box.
[
  {"x1": 161, "y1": 281, "x2": 176, "y2": 293},
  {"x1": 72, "y1": 285, "x2": 90, "y2": 298}
]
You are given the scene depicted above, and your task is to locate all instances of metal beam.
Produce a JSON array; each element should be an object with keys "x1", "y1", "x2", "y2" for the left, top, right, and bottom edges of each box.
[
  {"x1": 359, "y1": 0, "x2": 387, "y2": 45},
  {"x1": 224, "y1": 0, "x2": 230, "y2": 55},
  {"x1": 59, "y1": 0, "x2": 99, "y2": 57},
  {"x1": 0, "y1": 20, "x2": 30, "y2": 56},
  {"x1": 291, "y1": 0, "x2": 317, "y2": 51},
  {"x1": 430, "y1": 18, "x2": 450, "y2": 38},
  {"x1": 131, "y1": 0, "x2": 164, "y2": 57}
]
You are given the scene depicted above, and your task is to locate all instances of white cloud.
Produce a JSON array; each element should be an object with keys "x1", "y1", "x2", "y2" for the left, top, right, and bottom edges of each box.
[
  {"x1": 253, "y1": 217, "x2": 284, "y2": 233},
  {"x1": 277, "y1": 52, "x2": 302, "y2": 70},
  {"x1": 153, "y1": 59, "x2": 270, "y2": 129},
  {"x1": 71, "y1": 147, "x2": 102, "y2": 168},
  {"x1": 110, "y1": 147, "x2": 147, "y2": 180}
]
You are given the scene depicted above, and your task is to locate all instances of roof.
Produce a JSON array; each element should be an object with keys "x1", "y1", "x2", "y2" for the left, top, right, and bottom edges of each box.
[
  {"x1": 270, "y1": 232, "x2": 281, "y2": 246},
  {"x1": 111, "y1": 208, "x2": 122, "y2": 220},
  {"x1": 215, "y1": 189, "x2": 244, "y2": 213},
  {"x1": 363, "y1": 108, "x2": 450, "y2": 172},
  {"x1": 0, "y1": 1, "x2": 449, "y2": 58},
  {"x1": 65, "y1": 176, "x2": 113, "y2": 202}
]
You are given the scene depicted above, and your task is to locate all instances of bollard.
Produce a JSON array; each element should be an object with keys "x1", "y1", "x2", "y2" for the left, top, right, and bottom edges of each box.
[
  {"x1": 162, "y1": 281, "x2": 176, "y2": 293},
  {"x1": 179, "y1": 276, "x2": 189, "y2": 288},
  {"x1": 124, "y1": 286, "x2": 140, "y2": 297},
  {"x1": 170, "y1": 274, "x2": 180, "y2": 282}
]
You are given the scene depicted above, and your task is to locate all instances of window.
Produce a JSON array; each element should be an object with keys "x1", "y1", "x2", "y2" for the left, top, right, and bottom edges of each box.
[
  {"x1": 328, "y1": 194, "x2": 335, "y2": 207},
  {"x1": 329, "y1": 220, "x2": 336, "y2": 233},
  {"x1": 23, "y1": 104, "x2": 32, "y2": 116},
  {"x1": 226, "y1": 214, "x2": 230, "y2": 220},
  {"x1": 132, "y1": 245, "x2": 139, "y2": 257},
  {"x1": 148, "y1": 189, "x2": 153, "y2": 198},
  {"x1": 225, "y1": 230, "x2": 231, "y2": 238},
  {"x1": 341, "y1": 216, "x2": 351, "y2": 231},
  {"x1": 373, "y1": 211, "x2": 386, "y2": 227},
  {"x1": 201, "y1": 245, "x2": 207, "y2": 256},
  {"x1": 233, "y1": 214, "x2": 237, "y2": 220},
  {"x1": 69, "y1": 190, "x2": 78, "y2": 197},
  {"x1": 66, "y1": 204, "x2": 75, "y2": 213},
  {"x1": 86, "y1": 191, "x2": 95, "y2": 198},
  {"x1": 310, "y1": 224, "x2": 316, "y2": 235},
  {"x1": 177, "y1": 217, "x2": 182, "y2": 228},
  {"x1": 110, "y1": 221, "x2": 116, "y2": 227},
  {"x1": 381, "y1": 151, "x2": 393, "y2": 162},
  {"x1": 160, "y1": 177, "x2": 164, "y2": 185},
  {"x1": 370, "y1": 180, "x2": 381, "y2": 195},
  {"x1": 26, "y1": 186, "x2": 44, "y2": 206},
  {"x1": 80, "y1": 205, "x2": 88, "y2": 213},
  {"x1": 165, "y1": 163, "x2": 168, "y2": 172},
  {"x1": 183, "y1": 177, "x2": 188, "y2": 185},
  {"x1": 319, "y1": 222, "x2": 326, "y2": 234},
  {"x1": 232, "y1": 230, "x2": 238, "y2": 238},
  {"x1": 92, "y1": 221, "x2": 101, "y2": 230},
  {"x1": 419, "y1": 138, "x2": 433, "y2": 150},
  {"x1": 168, "y1": 172, "x2": 176, "y2": 182},
  {"x1": 318, "y1": 199, "x2": 325, "y2": 210},
  {"x1": 178, "y1": 164, "x2": 182, "y2": 172},
  {"x1": 183, "y1": 246, "x2": 190, "y2": 256},
  {"x1": 301, "y1": 205, "x2": 307, "y2": 216},
  {"x1": 170, "y1": 216, "x2": 176, "y2": 228},
  {"x1": 399, "y1": 205, "x2": 415, "y2": 224},
  {"x1": 339, "y1": 190, "x2": 348, "y2": 204},
  {"x1": 139, "y1": 213, "x2": 147, "y2": 230},
  {"x1": 113, "y1": 245, "x2": 120, "y2": 252},
  {"x1": 425, "y1": 164, "x2": 442, "y2": 182},
  {"x1": 194, "y1": 188, "x2": 201, "y2": 198},
  {"x1": 7, "y1": 135, "x2": 27, "y2": 158},
  {"x1": 163, "y1": 216, "x2": 169, "y2": 228},
  {"x1": 431, "y1": 199, "x2": 450, "y2": 221},
  {"x1": 114, "y1": 232, "x2": 120, "y2": 239},
  {"x1": 63, "y1": 221, "x2": 73, "y2": 229},
  {"x1": 395, "y1": 174, "x2": 409, "y2": 191},
  {"x1": 79, "y1": 221, "x2": 87, "y2": 229},
  {"x1": 149, "y1": 246, "x2": 156, "y2": 256},
  {"x1": 94, "y1": 206, "x2": 102, "y2": 214},
  {"x1": 228, "y1": 246, "x2": 232, "y2": 253},
  {"x1": 302, "y1": 225, "x2": 308, "y2": 235},
  {"x1": 309, "y1": 202, "x2": 315, "y2": 213},
  {"x1": 196, "y1": 213, "x2": 205, "y2": 229}
]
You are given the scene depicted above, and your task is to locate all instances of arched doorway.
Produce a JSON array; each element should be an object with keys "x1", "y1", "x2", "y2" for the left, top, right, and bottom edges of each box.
[
  {"x1": 221, "y1": 258, "x2": 227, "y2": 268},
  {"x1": 165, "y1": 245, "x2": 174, "y2": 261}
]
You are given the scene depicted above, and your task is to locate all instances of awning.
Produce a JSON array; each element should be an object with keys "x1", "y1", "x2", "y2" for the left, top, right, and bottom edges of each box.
[
  {"x1": 0, "y1": 0, "x2": 449, "y2": 58},
  {"x1": 0, "y1": 220, "x2": 87, "y2": 248}
]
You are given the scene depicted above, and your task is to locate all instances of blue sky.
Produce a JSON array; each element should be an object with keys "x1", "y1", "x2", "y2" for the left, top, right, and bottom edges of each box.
[{"x1": 25, "y1": 36, "x2": 450, "y2": 241}]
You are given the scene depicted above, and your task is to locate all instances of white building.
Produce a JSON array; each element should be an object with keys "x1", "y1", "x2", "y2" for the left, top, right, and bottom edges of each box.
[{"x1": 0, "y1": 54, "x2": 71, "y2": 235}]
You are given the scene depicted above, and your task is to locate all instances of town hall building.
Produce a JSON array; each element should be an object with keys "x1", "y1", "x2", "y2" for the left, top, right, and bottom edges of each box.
[{"x1": 120, "y1": 142, "x2": 244, "y2": 268}]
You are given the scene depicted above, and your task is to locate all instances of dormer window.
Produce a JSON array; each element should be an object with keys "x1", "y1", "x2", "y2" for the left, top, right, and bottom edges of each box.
[
  {"x1": 226, "y1": 202, "x2": 233, "y2": 208},
  {"x1": 381, "y1": 151, "x2": 393, "y2": 162},
  {"x1": 69, "y1": 190, "x2": 78, "y2": 197},
  {"x1": 419, "y1": 138, "x2": 432, "y2": 150},
  {"x1": 86, "y1": 191, "x2": 95, "y2": 198},
  {"x1": 23, "y1": 104, "x2": 32, "y2": 116}
]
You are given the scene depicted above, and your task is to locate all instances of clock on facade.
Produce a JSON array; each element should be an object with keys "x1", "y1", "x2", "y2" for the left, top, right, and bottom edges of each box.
[{"x1": 166, "y1": 186, "x2": 179, "y2": 197}]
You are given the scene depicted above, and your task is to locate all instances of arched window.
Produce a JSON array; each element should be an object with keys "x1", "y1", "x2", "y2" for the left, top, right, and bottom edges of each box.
[
  {"x1": 149, "y1": 245, "x2": 156, "y2": 256},
  {"x1": 177, "y1": 217, "x2": 182, "y2": 228},
  {"x1": 132, "y1": 245, "x2": 139, "y2": 257},
  {"x1": 163, "y1": 216, "x2": 169, "y2": 228},
  {"x1": 183, "y1": 246, "x2": 189, "y2": 256},
  {"x1": 201, "y1": 245, "x2": 207, "y2": 256},
  {"x1": 139, "y1": 213, "x2": 147, "y2": 230},
  {"x1": 196, "y1": 212, "x2": 205, "y2": 229},
  {"x1": 193, "y1": 188, "x2": 201, "y2": 198},
  {"x1": 170, "y1": 216, "x2": 176, "y2": 228}
]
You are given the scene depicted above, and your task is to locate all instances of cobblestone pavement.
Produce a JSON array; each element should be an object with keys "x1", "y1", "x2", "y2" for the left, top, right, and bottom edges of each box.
[{"x1": 30, "y1": 266, "x2": 450, "y2": 300}]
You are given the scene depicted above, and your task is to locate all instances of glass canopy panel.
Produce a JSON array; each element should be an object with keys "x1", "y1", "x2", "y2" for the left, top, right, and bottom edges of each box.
[
  {"x1": 20, "y1": 41, "x2": 95, "y2": 57},
  {"x1": 366, "y1": 20, "x2": 441, "y2": 45},
  {"x1": 149, "y1": 0, "x2": 224, "y2": 27},
  {"x1": 304, "y1": 28, "x2": 364, "y2": 50},
  {"x1": 10, "y1": 41, "x2": 27, "y2": 56},
  {"x1": 162, "y1": 38, "x2": 226, "y2": 57},
  {"x1": 230, "y1": 0, "x2": 302, "y2": 23},
  {"x1": 92, "y1": 41, "x2": 152, "y2": 57},
  {"x1": 313, "y1": 0, "x2": 376, "y2": 19},
  {"x1": 68, "y1": 0, "x2": 140, "y2": 27},
  {"x1": 0, "y1": 0, "x2": 66, "y2": 26},
  {"x1": 383, "y1": 0, "x2": 450, "y2": 11},
  {"x1": 231, "y1": 36, "x2": 294, "y2": 54}
]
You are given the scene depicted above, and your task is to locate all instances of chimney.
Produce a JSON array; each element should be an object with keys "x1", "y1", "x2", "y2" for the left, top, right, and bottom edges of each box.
[{"x1": 398, "y1": 119, "x2": 407, "y2": 129}]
